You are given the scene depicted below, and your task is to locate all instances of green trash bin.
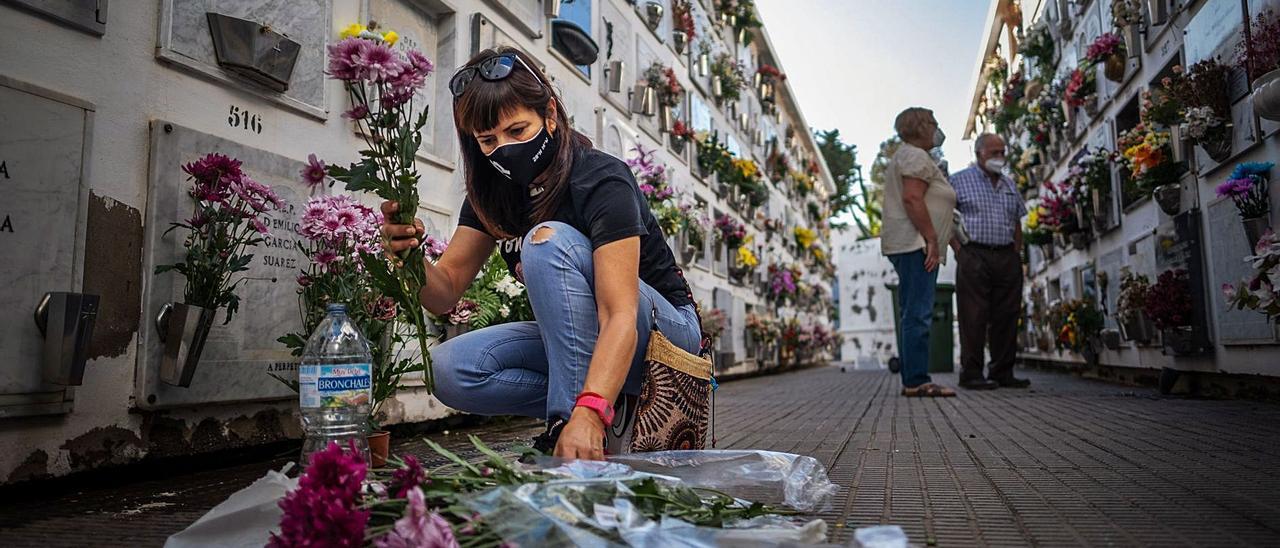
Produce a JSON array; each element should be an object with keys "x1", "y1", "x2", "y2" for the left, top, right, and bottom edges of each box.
[{"x1": 885, "y1": 282, "x2": 955, "y2": 374}]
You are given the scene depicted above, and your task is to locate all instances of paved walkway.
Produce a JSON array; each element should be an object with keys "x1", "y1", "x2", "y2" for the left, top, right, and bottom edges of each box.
[{"x1": 3, "y1": 365, "x2": 1280, "y2": 546}]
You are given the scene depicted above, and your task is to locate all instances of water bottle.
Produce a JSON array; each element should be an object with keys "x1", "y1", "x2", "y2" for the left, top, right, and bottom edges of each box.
[{"x1": 299, "y1": 303, "x2": 373, "y2": 464}]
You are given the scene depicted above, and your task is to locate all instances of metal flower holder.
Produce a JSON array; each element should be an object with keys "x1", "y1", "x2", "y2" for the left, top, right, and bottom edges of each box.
[
  {"x1": 206, "y1": 12, "x2": 301, "y2": 92},
  {"x1": 157, "y1": 302, "x2": 217, "y2": 387}
]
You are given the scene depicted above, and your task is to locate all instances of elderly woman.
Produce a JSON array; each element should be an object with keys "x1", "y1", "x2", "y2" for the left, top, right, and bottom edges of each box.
[{"x1": 881, "y1": 107, "x2": 957, "y2": 397}]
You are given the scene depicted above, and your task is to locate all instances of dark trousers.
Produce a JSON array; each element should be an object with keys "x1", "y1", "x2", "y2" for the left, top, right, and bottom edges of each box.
[{"x1": 956, "y1": 245, "x2": 1022, "y2": 382}]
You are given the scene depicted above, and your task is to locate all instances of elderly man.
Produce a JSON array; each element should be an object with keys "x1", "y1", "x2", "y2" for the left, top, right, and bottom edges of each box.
[{"x1": 949, "y1": 134, "x2": 1029, "y2": 390}]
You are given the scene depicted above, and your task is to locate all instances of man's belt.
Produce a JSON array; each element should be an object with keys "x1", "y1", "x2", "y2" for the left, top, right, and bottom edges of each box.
[{"x1": 965, "y1": 242, "x2": 1014, "y2": 251}]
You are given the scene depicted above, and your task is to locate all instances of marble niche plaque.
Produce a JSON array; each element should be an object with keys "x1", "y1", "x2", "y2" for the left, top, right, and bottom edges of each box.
[
  {"x1": 157, "y1": 0, "x2": 331, "y2": 118},
  {"x1": 138, "y1": 121, "x2": 322, "y2": 409},
  {"x1": 0, "y1": 79, "x2": 91, "y2": 414},
  {"x1": 366, "y1": 0, "x2": 447, "y2": 159},
  {"x1": 1207, "y1": 197, "x2": 1276, "y2": 344},
  {"x1": 598, "y1": 0, "x2": 636, "y2": 113}
]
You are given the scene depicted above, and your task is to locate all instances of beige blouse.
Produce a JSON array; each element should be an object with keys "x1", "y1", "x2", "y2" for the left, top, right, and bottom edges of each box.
[{"x1": 880, "y1": 143, "x2": 956, "y2": 263}]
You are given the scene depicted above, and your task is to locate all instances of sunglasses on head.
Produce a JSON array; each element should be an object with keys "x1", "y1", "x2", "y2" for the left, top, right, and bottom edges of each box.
[{"x1": 449, "y1": 52, "x2": 548, "y2": 99}]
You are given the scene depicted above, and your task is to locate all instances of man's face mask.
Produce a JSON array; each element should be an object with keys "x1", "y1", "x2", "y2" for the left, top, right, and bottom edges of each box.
[
  {"x1": 984, "y1": 157, "x2": 1008, "y2": 174},
  {"x1": 486, "y1": 123, "x2": 558, "y2": 188}
]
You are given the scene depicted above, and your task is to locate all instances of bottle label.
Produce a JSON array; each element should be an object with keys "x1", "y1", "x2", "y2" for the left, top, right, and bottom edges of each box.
[{"x1": 299, "y1": 363, "x2": 372, "y2": 409}]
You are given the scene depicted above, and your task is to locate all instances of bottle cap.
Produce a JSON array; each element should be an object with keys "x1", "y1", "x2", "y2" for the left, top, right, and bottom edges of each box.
[{"x1": 327, "y1": 303, "x2": 348, "y2": 313}]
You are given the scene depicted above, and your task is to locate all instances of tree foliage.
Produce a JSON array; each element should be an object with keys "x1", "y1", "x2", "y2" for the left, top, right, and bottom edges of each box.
[{"x1": 816, "y1": 129, "x2": 880, "y2": 239}]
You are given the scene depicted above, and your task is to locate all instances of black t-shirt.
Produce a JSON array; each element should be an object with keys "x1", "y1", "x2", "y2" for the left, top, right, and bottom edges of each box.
[{"x1": 457, "y1": 148, "x2": 693, "y2": 307}]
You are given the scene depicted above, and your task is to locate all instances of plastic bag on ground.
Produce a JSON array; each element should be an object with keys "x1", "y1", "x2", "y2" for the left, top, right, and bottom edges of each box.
[
  {"x1": 607, "y1": 450, "x2": 838, "y2": 512},
  {"x1": 163, "y1": 464, "x2": 296, "y2": 548},
  {"x1": 852, "y1": 525, "x2": 910, "y2": 548}
]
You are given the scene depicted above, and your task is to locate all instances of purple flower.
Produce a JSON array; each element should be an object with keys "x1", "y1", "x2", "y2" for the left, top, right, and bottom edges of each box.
[
  {"x1": 301, "y1": 153, "x2": 327, "y2": 187},
  {"x1": 269, "y1": 441, "x2": 369, "y2": 548},
  {"x1": 373, "y1": 487, "x2": 458, "y2": 548},
  {"x1": 405, "y1": 50, "x2": 435, "y2": 77},
  {"x1": 252, "y1": 218, "x2": 269, "y2": 234},
  {"x1": 327, "y1": 38, "x2": 366, "y2": 81},
  {"x1": 342, "y1": 104, "x2": 370, "y2": 121},
  {"x1": 297, "y1": 274, "x2": 312, "y2": 287},
  {"x1": 315, "y1": 249, "x2": 339, "y2": 267},
  {"x1": 183, "y1": 153, "x2": 243, "y2": 184},
  {"x1": 354, "y1": 41, "x2": 406, "y2": 83},
  {"x1": 390, "y1": 454, "x2": 427, "y2": 498}
]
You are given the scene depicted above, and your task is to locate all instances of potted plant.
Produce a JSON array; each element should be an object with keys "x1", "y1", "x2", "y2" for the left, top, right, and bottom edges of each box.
[
  {"x1": 700, "y1": 306, "x2": 728, "y2": 349},
  {"x1": 155, "y1": 152, "x2": 282, "y2": 387},
  {"x1": 717, "y1": 0, "x2": 762, "y2": 44},
  {"x1": 1216, "y1": 162, "x2": 1275, "y2": 250},
  {"x1": 1064, "y1": 66, "x2": 1098, "y2": 117},
  {"x1": 756, "y1": 63, "x2": 785, "y2": 102},
  {"x1": 714, "y1": 213, "x2": 747, "y2": 250},
  {"x1": 672, "y1": 0, "x2": 695, "y2": 55},
  {"x1": 276, "y1": 194, "x2": 423, "y2": 466},
  {"x1": 1116, "y1": 124, "x2": 1186, "y2": 212},
  {"x1": 1111, "y1": 0, "x2": 1143, "y2": 55},
  {"x1": 641, "y1": 0, "x2": 664, "y2": 32},
  {"x1": 322, "y1": 23, "x2": 438, "y2": 391},
  {"x1": 670, "y1": 120, "x2": 695, "y2": 155},
  {"x1": 1224, "y1": 229, "x2": 1280, "y2": 321},
  {"x1": 644, "y1": 62, "x2": 684, "y2": 131},
  {"x1": 1050, "y1": 298, "x2": 1105, "y2": 363},
  {"x1": 1144, "y1": 269, "x2": 1198, "y2": 356},
  {"x1": 709, "y1": 53, "x2": 746, "y2": 105},
  {"x1": 729, "y1": 243, "x2": 757, "y2": 283},
  {"x1": 1163, "y1": 61, "x2": 1233, "y2": 162},
  {"x1": 1085, "y1": 32, "x2": 1127, "y2": 82},
  {"x1": 1238, "y1": 10, "x2": 1280, "y2": 121},
  {"x1": 1116, "y1": 270, "x2": 1156, "y2": 344},
  {"x1": 628, "y1": 144, "x2": 687, "y2": 240}
]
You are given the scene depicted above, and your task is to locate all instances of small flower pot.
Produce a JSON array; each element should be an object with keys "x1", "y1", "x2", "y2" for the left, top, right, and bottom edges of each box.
[
  {"x1": 1083, "y1": 94, "x2": 1100, "y2": 117},
  {"x1": 1147, "y1": 0, "x2": 1169, "y2": 26},
  {"x1": 1120, "y1": 313, "x2": 1156, "y2": 344},
  {"x1": 1153, "y1": 183, "x2": 1181, "y2": 216},
  {"x1": 659, "y1": 105, "x2": 673, "y2": 133},
  {"x1": 681, "y1": 244, "x2": 699, "y2": 264},
  {"x1": 1199, "y1": 135, "x2": 1232, "y2": 163},
  {"x1": 1243, "y1": 217, "x2": 1271, "y2": 252},
  {"x1": 671, "y1": 31, "x2": 688, "y2": 55},
  {"x1": 367, "y1": 430, "x2": 390, "y2": 468},
  {"x1": 1251, "y1": 68, "x2": 1280, "y2": 121},
  {"x1": 670, "y1": 137, "x2": 687, "y2": 156},
  {"x1": 698, "y1": 52, "x2": 711, "y2": 77},
  {"x1": 1168, "y1": 124, "x2": 1186, "y2": 163},
  {"x1": 643, "y1": 1, "x2": 664, "y2": 32},
  {"x1": 157, "y1": 302, "x2": 216, "y2": 387},
  {"x1": 1123, "y1": 24, "x2": 1142, "y2": 57},
  {"x1": 205, "y1": 12, "x2": 302, "y2": 92},
  {"x1": 1104, "y1": 53, "x2": 1126, "y2": 83},
  {"x1": 1070, "y1": 232, "x2": 1088, "y2": 250},
  {"x1": 1161, "y1": 326, "x2": 1200, "y2": 356},
  {"x1": 712, "y1": 76, "x2": 723, "y2": 98}
]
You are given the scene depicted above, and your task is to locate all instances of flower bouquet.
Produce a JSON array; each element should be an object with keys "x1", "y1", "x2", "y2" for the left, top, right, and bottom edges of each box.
[
  {"x1": 269, "y1": 436, "x2": 830, "y2": 548},
  {"x1": 1217, "y1": 162, "x2": 1274, "y2": 249},
  {"x1": 1064, "y1": 66, "x2": 1098, "y2": 115},
  {"x1": 709, "y1": 53, "x2": 747, "y2": 104},
  {"x1": 670, "y1": 120, "x2": 696, "y2": 154},
  {"x1": 696, "y1": 131, "x2": 733, "y2": 180},
  {"x1": 1050, "y1": 299, "x2": 1104, "y2": 357},
  {"x1": 678, "y1": 194, "x2": 712, "y2": 261},
  {"x1": 1224, "y1": 229, "x2": 1280, "y2": 321},
  {"x1": 1163, "y1": 61, "x2": 1233, "y2": 161},
  {"x1": 767, "y1": 263, "x2": 798, "y2": 303},
  {"x1": 700, "y1": 306, "x2": 728, "y2": 344},
  {"x1": 671, "y1": 0, "x2": 696, "y2": 54},
  {"x1": 644, "y1": 62, "x2": 684, "y2": 130},
  {"x1": 1117, "y1": 124, "x2": 1185, "y2": 209},
  {"x1": 1238, "y1": 10, "x2": 1280, "y2": 120},
  {"x1": 1116, "y1": 270, "x2": 1155, "y2": 343},
  {"x1": 1085, "y1": 33, "x2": 1127, "y2": 82},
  {"x1": 628, "y1": 144, "x2": 685, "y2": 237},
  {"x1": 717, "y1": 0, "x2": 762, "y2": 44},
  {"x1": 715, "y1": 213, "x2": 747, "y2": 249},
  {"x1": 157, "y1": 153, "x2": 283, "y2": 325},
  {"x1": 319, "y1": 24, "x2": 438, "y2": 390},
  {"x1": 1024, "y1": 205, "x2": 1054, "y2": 247},
  {"x1": 155, "y1": 153, "x2": 283, "y2": 385},
  {"x1": 1019, "y1": 22, "x2": 1056, "y2": 79},
  {"x1": 730, "y1": 240, "x2": 758, "y2": 282},
  {"x1": 1145, "y1": 268, "x2": 1200, "y2": 355}
]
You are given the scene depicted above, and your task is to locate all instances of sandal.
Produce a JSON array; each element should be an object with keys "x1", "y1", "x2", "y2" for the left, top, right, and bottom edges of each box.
[{"x1": 901, "y1": 383, "x2": 957, "y2": 397}]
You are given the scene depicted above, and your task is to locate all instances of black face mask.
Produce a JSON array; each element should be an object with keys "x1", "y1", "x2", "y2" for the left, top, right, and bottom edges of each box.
[{"x1": 485, "y1": 124, "x2": 557, "y2": 188}]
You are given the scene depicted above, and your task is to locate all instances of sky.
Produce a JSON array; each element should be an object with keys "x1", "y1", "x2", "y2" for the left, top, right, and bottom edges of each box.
[{"x1": 756, "y1": 0, "x2": 996, "y2": 219}]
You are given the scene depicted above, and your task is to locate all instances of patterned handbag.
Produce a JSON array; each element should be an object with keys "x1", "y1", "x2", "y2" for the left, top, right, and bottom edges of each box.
[{"x1": 605, "y1": 270, "x2": 715, "y2": 454}]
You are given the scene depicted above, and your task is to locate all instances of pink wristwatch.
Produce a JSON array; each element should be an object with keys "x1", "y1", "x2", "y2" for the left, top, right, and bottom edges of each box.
[{"x1": 574, "y1": 392, "x2": 615, "y2": 425}]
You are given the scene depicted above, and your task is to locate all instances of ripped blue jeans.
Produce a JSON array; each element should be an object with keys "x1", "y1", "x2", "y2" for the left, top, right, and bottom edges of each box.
[{"x1": 429, "y1": 221, "x2": 702, "y2": 421}]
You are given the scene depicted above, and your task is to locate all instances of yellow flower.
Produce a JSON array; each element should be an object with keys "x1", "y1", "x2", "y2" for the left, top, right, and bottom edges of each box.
[
  {"x1": 382, "y1": 30, "x2": 399, "y2": 45},
  {"x1": 737, "y1": 246, "x2": 759, "y2": 267},
  {"x1": 813, "y1": 248, "x2": 826, "y2": 262},
  {"x1": 340, "y1": 23, "x2": 367, "y2": 39},
  {"x1": 793, "y1": 227, "x2": 816, "y2": 249},
  {"x1": 1026, "y1": 209, "x2": 1040, "y2": 230}
]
